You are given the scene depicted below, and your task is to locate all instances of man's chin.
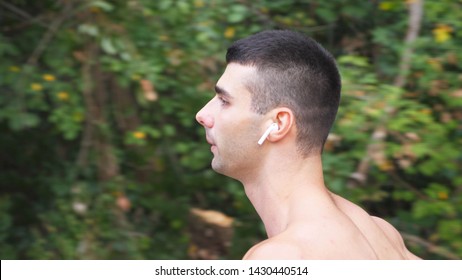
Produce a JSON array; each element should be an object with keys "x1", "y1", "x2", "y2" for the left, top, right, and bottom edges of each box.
[
  {"x1": 211, "y1": 160, "x2": 231, "y2": 177},
  {"x1": 211, "y1": 162, "x2": 224, "y2": 175}
]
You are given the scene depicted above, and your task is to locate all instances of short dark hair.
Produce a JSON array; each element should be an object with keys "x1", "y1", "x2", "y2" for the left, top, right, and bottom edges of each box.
[{"x1": 226, "y1": 30, "x2": 341, "y2": 157}]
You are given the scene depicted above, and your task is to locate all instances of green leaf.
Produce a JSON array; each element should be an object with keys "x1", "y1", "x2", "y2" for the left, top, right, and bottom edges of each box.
[
  {"x1": 227, "y1": 5, "x2": 248, "y2": 23},
  {"x1": 101, "y1": 38, "x2": 117, "y2": 55},
  {"x1": 88, "y1": 0, "x2": 114, "y2": 12},
  {"x1": 9, "y1": 112, "x2": 40, "y2": 130},
  {"x1": 77, "y1": 24, "x2": 99, "y2": 37}
]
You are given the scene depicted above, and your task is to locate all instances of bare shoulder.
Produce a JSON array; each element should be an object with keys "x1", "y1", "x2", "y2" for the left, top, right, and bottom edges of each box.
[
  {"x1": 242, "y1": 222, "x2": 374, "y2": 260},
  {"x1": 243, "y1": 238, "x2": 303, "y2": 260},
  {"x1": 371, "y1": 216, "x2": 401, "y2": 238},
  {"x1": 371, "y1": 216, "x2": 407, "y2": 249},
  {"x1": 371, "y1": 216, "x2": 421, "y2": 260},
  {"x1": 330, "y1": 192, "x2": 421, "y2": 259}
]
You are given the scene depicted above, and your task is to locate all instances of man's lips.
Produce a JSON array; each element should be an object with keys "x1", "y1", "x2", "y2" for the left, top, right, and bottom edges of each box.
[
  {"x1": 206, "y1": 134, "x2": 215, "y2": 146},
  {"x1": 206, "y1": 135, "x2": 217, "y2": 152}
]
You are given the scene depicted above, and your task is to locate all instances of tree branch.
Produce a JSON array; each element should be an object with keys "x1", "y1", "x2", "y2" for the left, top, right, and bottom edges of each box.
[
  {"x1": 25, "y1": 0, "x2": 76, "y2": 65},
  {"x1": 0, "y1": 1, "x2": 35, "y2": 21},
  {"x1": 394, "y1": 0, "x2": 424, "y2": 88},
  {"x1": 349, "y1": 0, "x2": 424, "y2": 188},
  {"x1": 75, "y1": 42, "x2": 98, "y2": 170}
]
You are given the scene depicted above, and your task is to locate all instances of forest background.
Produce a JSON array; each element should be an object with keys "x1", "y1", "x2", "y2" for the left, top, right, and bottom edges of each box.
[{"x1": 0, "y1": 0, "x2": 461, "y2": 260}]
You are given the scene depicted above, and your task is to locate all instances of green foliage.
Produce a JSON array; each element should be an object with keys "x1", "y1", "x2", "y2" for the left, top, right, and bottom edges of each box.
[{"x1": 1, "y1": 0, "x2": 461, "y2": 260}]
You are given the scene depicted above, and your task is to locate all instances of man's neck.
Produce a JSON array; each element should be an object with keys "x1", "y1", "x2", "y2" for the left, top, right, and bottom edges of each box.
[{"x1": 241, "y1": 154, "x2": 327, "y2": 238}]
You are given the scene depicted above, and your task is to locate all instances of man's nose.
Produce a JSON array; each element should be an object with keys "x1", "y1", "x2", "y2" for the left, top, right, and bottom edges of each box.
[{"x1": 196, "y1": 103, "x2": 213, "y2": 128}]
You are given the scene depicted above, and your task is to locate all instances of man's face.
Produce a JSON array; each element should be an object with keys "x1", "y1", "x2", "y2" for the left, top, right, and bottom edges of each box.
[{"x1": 196, "y1": 63, "x2": 265, "y2": 180}]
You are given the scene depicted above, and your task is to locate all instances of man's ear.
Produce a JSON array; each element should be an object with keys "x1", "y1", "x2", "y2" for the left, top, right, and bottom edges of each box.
[{"x1": 268, "y1": 108, "x2": 295, "y2": 143}]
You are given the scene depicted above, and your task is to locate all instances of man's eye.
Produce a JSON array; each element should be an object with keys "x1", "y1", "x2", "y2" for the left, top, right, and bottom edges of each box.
[{"x1": 218, "y1": 96, "x2": 229, "y2": 106}]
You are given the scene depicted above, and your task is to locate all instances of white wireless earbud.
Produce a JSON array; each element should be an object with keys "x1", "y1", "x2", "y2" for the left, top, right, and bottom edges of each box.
[{"x1": 257, "y1": 123, "x2": 278, "y2": 145}]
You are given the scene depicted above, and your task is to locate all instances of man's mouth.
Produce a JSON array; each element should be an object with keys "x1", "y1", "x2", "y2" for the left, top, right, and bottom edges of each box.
[
  {"x1": 206, "y1": 134, "x2": 215, "y2": 146},
  {"x1": 206, "y1": 135, "x2": 217, "y2": 152}
]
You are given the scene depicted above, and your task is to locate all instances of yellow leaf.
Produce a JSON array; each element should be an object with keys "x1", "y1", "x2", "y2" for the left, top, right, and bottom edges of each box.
[
  {"x1": 378, "y1": 160, "x2": 394, "y2": 171},
  {"x1": 31, "y1": 83, "x2": 43, "y2": 91},
  {"x1": 43, "y1": 74, "x2": 56, "y2": 81},
  {"x1": 224, "y1": 27, "x2": 236, "y2": 39},
  {"x1": 194, "y1": 0, "x2": 205, "y2": 8},
  {"x1": 131, "y1": 74, "x2": 141, "y2": 81},
  {"x1": 133, "y1": 131, "x2": 146, "y2": 139},
  {"x1": 379, "y1": 2, "x2": 393, "y2": 11},
  {"x1": 437, "y1": 191, "x2": 448, "y2": 200},
  {"x1": 9, "y1": 66, "x2": 20, "y2": 72},
  {"x1": 432, "y1": 24, "x2": 453, "y2": 43},
  {"x1": 57, "y1": 91, "x2": 70, "y2": 101}
]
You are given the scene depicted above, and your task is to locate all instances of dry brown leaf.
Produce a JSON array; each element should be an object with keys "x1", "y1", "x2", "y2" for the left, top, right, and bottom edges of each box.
[{"x1": 140, "y1": 79, "x2": 158, "y2": 101}]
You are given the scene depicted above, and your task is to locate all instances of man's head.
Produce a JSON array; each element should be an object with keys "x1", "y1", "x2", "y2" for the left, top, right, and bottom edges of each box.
[
  {"x1": 226, "y1": 30, "x2": 341, "y2": 157},
  {"x1": 196, "y1": 30, "x2": 341, "y2": 179}
]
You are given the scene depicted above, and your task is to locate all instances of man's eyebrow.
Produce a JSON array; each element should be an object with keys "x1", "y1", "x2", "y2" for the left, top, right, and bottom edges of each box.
[{"x1": 215, "y1": 85, "x2": 233, "y2": 99}]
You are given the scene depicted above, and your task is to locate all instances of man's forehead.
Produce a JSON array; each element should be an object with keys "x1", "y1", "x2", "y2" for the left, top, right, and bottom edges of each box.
[
  {"x1": 222, "y1": 62, "x2": 257, "y2": 77},
  {"x1": 216, "y1": 63, "x2": 257, "y2": 95}
]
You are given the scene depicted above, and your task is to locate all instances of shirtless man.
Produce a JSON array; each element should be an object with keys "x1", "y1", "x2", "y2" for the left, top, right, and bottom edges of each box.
[{"x1": 196, "y1": 30, "x2": 421, "y2": 259}]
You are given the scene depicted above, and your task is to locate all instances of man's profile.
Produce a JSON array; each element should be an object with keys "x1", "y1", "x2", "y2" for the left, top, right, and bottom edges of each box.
[{"x1": 196, "y1": 30, "x2": 421, "y2": 259}]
